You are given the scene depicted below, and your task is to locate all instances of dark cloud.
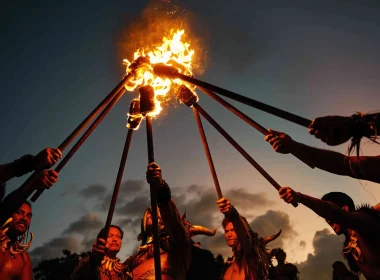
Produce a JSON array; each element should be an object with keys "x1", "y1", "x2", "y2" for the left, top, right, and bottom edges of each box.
[
  {"x1": 116, "y1": 217, "x2": 141, "y2": 230},
  {"x1": 29, "y1": 236, "x2": 81, "y2": 265},
  {"x1": 100, "y1": 180, "x2": 147, "y2": 210},
  {"x1": 78, "y1": 184, "x2": 107, "y2": 199},
  {"x1": 299, "y1": 240, "x2": 306, "y2": 250},
  {"x1": 251, "y1": 210, "x2": 298, "y2": 249},
  {"x1": 62, "y1": 213, "x2": 103, "y2": 235},
  {"x1": 116, "y1": 196, "x2": 150, "y2": 216},
  {"x1": 296, "y1": 229, "x2": 347, "y2": 280}
]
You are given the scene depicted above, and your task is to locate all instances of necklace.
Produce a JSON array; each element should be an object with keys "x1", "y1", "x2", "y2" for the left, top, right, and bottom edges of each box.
[
  {"x1": 101, "y1": 256, "x2": 124, "y2": 274},
  {"x1": 0, "y1": 218, "x2": 34, "y2": 256}
]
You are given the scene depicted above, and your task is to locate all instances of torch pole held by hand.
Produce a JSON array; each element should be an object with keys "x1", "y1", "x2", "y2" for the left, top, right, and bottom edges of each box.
[
  {"x1": 198, "y1": 87, "x2": 269, "y2": 135},
  {"x1": 153, "y1": 64, "x2": 311, "y2": 127},
  {"x1": 198, "y1": 87, "x2": 315, "y2": 169},
  {"x1": 103, "y1": 98, "x2": 142, "y2": 236},
  {"x1": 22, "y1": 74, "x2": 132, "y2": 204},
  {"x1": 140, "y1": 85, "x2": 162, "y2": 280},
  {"x1": 192, "y1": 107, "x2": 223, "y2": 199},
  {"x1": 104, "y1": 129, "x2": 134, "y2": 232},
  {"x1": 30, "y1": 86, "x2": 127, "y2": 202},
  {"x1": 193, "y1": 103, "x2": 298, "y2": 208}
]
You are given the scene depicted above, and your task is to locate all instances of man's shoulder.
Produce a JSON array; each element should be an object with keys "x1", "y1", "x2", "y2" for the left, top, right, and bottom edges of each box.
[
  {"x1": 356, "y1": 204, "x2": 380, "y2": 221},
  {"x1": 21, "y1": 251, "x2": 31, "y2": 264}
]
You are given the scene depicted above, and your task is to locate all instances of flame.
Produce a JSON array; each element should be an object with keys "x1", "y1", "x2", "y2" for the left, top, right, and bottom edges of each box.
[{"x1": 123, "y1": 29, "x2": 195, "y2": 119}]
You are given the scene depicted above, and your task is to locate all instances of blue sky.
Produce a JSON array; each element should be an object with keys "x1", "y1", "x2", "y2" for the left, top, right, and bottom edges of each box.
[{"x1": 1, "y1": 1, "x2": 379, "y2": 279}]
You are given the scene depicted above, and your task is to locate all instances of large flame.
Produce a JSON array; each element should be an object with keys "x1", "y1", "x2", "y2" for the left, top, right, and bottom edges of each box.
[{"x1": 123, "y1": 29, "x2": 195, "y2": 118}]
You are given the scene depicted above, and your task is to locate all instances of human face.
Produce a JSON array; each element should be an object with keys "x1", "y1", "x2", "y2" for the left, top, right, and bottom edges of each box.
[
  {"x1": 276, "y1": 252, "x2": 286, "y2": 264},
  {"x1": 325, "y1": 205, "x2": 349, "y2": 235},
  {"x1": 145, "y1": 209, "x2": 162, "y2": 229},
  {"x1": 10, "y1": 203, "x2": 32, "y2": 235},
  {"x1": 224, "y1": 222, "x2": 238, "y2": 248},
  {"x1": 106, "y1": 227, "x2": 122, "y2": 253}
]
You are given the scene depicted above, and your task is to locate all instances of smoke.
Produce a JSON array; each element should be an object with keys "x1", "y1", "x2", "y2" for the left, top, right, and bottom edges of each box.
[{"x1": 118, "y1": 0, "x2": 208, "y2": 77}]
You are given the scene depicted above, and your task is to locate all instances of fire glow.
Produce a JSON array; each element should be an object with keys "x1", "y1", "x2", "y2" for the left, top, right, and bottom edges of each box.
[{"x1": 123, "y1": 29, "x2": 196, "y2": 120}]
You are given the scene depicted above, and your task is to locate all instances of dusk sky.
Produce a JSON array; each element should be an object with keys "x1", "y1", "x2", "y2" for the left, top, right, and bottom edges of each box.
[{"x1": 1, "y1": 1, "x2": 380, "y2": 279}]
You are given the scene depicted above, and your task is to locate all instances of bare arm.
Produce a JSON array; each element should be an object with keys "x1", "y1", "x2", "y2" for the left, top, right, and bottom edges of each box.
[
  {"x1": 20, "y1": 253, "x2": 33, "y2": 280},
  {"x1": 159, "y1": 198, "x2": 190, "y2": 243},
  {"x1": 0, "y1": 163, "x2": 17, "y2": 184},
  {"x1": 291, "y1": 141, "x2": 380, "y2": 183},
  {"x1": 217, "y1": 198, "x2": 251, "y2": 247},
  {"x1": 146, "y1": 162, "x2": 190, "y2": 243},
  {"x1": 0, "y1": 170, "x2": 58, "y2": 226},
  {"x1": 231, "y1": 213, "x2": 251, "y2": 248},
  {"x1": 279, "y1": 187, "x2": 380, "y2": 234},
  {"x1": 265, "y1": 130, "x2": 380, "y2": 183},
  {"x1": 0, "y1": 148, "x2": 62, "y2": 185}
]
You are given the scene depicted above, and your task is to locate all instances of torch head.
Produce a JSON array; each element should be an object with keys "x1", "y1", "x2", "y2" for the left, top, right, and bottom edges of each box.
[
  {"x1": 139, "y1": 85, "x2": 156, "y2": 116},
  {"x1": 153, "y1": 63, "x2": 179, "y2": 78},
  {"x1": 128, "y1": 56, "x2": 150, "y2": 77},
  {"x1": 176, "y1": 85, "x2": 199, "y2": 107},
  {"x1": 127, "y1": 98, "x2": 143, "y2": 130}
]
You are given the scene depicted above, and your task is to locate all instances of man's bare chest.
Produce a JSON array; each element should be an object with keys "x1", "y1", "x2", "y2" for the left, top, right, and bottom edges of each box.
[
  {"x1": 0, "y1": 251, "x2": 24, "y2": 279},
  {"x1": 223, "y1": 262, "x2": 246, "y2": 280}
]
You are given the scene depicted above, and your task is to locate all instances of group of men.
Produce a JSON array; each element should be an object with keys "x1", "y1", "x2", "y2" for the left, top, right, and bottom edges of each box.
[{"x1": 0, "y1": 112, "x2": 379, "y2": 280}]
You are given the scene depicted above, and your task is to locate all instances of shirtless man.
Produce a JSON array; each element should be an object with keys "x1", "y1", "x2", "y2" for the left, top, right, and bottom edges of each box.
[
  {"x1": 124, "y1": 162, "x2": 192, "y2": 280},
  {"x1": 0, "y1": 179, "x2": 58, "y2": 280},
  {"x1": 217, "y1": 197, "x2": 281, "y2": 280},
  {"x1": 71, "y1": 225, "x2": 131, "y2": 280},
  {"x1": 268, "y1": 248, "x2": 299, "y2": 280},
  {"x1": 278, "y1": 188, "x2": 380, "y2": 280}
]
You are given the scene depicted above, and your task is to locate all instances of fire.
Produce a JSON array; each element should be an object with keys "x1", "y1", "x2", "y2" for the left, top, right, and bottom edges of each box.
[{"x1": 123, "y1": 29, "x2": 196, "y2": 119}]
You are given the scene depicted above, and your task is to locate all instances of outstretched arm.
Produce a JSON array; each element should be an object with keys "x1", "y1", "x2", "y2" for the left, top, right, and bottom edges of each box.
[
  {"x1": 146, "y1": 163, "x2": 190, "y2": 243},
  {"x1": 265, "y1": 130, "x2": 380, "y2": 183},
  {"x1": 217, "y1": 197, "x2": 250, "y2": 247},
  {"x1": 0, "y1": 148, "x2": 62, "y2": 184},
  {"x1": 0, "y1": 170, "x2": 58, "y2": 226},
  {"x1": 309, "y1": 113, "x2": 380, "y2": 146},
  {"x1": 279, "y1": 187, "x2": 380, "y2": 234}
]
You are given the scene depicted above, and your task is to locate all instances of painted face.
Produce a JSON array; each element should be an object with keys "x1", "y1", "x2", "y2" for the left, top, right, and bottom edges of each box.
[
  {"x1": 224, "y1": 222, "x2": 238, "y2": 248},
  {"x1": 10, "y1": 203, "x2": 32, "y2": 235},
  {"x1": 107, "y1": 227, "x2": 122, "y2": 253}
]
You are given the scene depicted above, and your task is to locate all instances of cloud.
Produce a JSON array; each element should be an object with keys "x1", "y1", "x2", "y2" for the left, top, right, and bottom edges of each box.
[
  {"x1": 299, "y1": 240, "x2": 306, "y2": 250},
  {"x1": 78, "y1": 184, "x2": 107, "y2": 199},
  {"x1": 100, "y1": 180, "x2": 146, "y2": 210},
  {"x1": 116, "y1": 196, "x2": 150, "y2": 216},
  {"x1": 62, "y1": 213, "x2": 103, "y2": 235},
  {"x1": 251, "y1": 210, "x2": 298, "y2": 248},
  {"x1": 296, "y1": 229, "x2": 347, "y2": 280},
  {"x1": 29, "y1": 236, "x2": 81, "y2": 264}
]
